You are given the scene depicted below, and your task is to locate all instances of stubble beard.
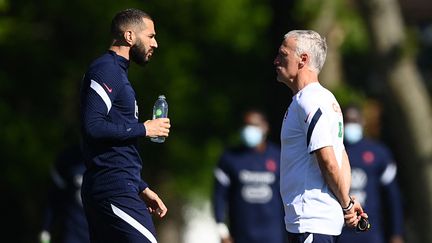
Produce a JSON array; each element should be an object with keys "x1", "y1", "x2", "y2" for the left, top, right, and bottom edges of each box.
[{"x1": 130, "y1": 39, "x2": 150, "y2": 66}]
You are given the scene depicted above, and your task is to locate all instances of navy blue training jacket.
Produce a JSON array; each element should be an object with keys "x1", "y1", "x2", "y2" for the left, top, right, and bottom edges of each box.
[
  {"x1": 80, "y1": 51, "x2": 148, "y2": 200},
  {"x1": 339, "y1": 139, "x2": 404, "y2": 243},
  {"x1": 213, "y1": 143, "x2": 287, "y2": 243}
]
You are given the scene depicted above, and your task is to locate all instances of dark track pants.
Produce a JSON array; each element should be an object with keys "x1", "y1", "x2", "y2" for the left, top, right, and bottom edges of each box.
[{"x1": 83, "y1": 192, "x2": 157, "y2": 243}]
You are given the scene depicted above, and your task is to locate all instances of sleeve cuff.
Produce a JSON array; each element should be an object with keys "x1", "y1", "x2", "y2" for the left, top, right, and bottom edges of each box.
[
  {"x1": 135, "y1": 122, "x2": 145, "y2": 137},
  {"x1": 138, "y1": 180, "x2": 149, "y2": 193},
  {"x1": 141, "y1": 122, "x2": 146, "y2": 137}
]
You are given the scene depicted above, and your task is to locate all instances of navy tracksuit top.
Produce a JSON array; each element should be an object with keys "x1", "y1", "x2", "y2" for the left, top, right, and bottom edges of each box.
[
  {"x1": 80, "y1": 51, "x2": 148, "y2": 200},
  {"x1": 213, "y1": 143, "x2": 287, "y2": 243},
  {"x1": 339, "y1": 139, "x2": 404, "y2": 243},
  {"x1": 42, "y1": 144, "x2": 90, "y2": 243}
]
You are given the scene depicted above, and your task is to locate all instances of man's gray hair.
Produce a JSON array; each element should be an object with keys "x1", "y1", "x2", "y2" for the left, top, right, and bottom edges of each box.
[{"x1": 284, "y1": 30, "x2": 327, "y2": 73}]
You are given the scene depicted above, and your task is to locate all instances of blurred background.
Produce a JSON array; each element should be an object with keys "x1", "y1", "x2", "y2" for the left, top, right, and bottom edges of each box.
[{"x1": 0, "y1": 0, "x2": 431, "y2": 242}]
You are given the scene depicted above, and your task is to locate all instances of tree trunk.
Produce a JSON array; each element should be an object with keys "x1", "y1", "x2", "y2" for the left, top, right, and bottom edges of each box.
[
  {"x1": 358, "y1": 0, "x2": 432, "y2": 242},
  {"x1": 311, "y1": 0, "x2": 345, "y2": 90}
]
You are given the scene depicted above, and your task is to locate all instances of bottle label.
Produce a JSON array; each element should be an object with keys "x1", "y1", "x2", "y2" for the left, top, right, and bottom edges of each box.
[{"x1": 155, "y1": 108, "x2": 163, "y2": 117}]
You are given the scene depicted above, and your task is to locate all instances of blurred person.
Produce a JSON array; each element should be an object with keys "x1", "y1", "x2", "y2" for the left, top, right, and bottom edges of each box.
[
  {"x1": 338, "y1": 105, "x2": 404, "y2": 243},
  {"x1": 39, "y1": 144, "x2": 90, "y2": 243},
  {"x1": 213, "y1": 109, "x2": 286, "y2": 243},
  {"x1": 80, "y1": 9, "x2": 170, "y2": 243},
  {"x1": 274, "y1": 30, "x2": 367, "y2": 243}
]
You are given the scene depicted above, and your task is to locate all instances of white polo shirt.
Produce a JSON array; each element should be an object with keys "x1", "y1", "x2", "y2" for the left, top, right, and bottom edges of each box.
[{"x1": 280, "y1": 82, "x2": 345, "y2": 235}]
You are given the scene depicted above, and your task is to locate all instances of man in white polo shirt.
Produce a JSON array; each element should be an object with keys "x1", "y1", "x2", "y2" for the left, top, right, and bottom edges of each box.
[{"x1": 273, "y1": 30, "x2": 367, "y2": 243}]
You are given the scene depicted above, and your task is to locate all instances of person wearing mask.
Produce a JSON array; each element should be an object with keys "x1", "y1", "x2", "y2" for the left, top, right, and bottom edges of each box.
[
  {"x1": 213, "y1": 109, "x2": 286, "y2": 243},
  {"x1": 338, "y1": 105, "x2": 404, "y2": 243}
]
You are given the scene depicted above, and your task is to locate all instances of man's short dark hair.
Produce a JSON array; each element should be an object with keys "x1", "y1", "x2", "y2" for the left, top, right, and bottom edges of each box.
[
  {"x1": 111, "y1": 9, "x2": 152, "y2": 40},
  {"x1": 342, "y1": 103, "x2": 362, "y2": 115}
]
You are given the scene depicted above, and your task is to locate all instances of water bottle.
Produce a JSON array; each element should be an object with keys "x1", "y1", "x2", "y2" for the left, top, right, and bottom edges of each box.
[{"x1": 151, "y1": 95, "x2": 168, "y2": 143}]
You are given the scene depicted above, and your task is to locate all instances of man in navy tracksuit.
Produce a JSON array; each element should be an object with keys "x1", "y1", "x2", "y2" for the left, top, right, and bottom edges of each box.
[
  {"x1": 339, "y1": 105, "x2": 404, "y2": 243},
  {"x1": 213, "y1": 110, "x2": 287, "y2": 243},
  {"x1": 80, "y1": 9, "x2": 170, "y2": 243}
]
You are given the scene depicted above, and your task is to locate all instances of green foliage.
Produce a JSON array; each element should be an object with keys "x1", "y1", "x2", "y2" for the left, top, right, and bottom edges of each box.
[
  {"x1": 333, "y1": 84, "x2": 366, "y2": 108},
  {"x1": 294, "y1": 0, "x2": 370, "y2": 53},
  {"x1": 200, "y1": 0, "x2": 271, "y2": 52},
  {"x1": 132, "y1": 0, "x2": 274, "y2": 197},
  {"x1": 2, "y1": 0, "x2": 426, "y2": 241},
  {"x1": 337, "y1": 7, "x2": 370, "y2": 53},
  {"x1": 292, "y1": 0, "x2": 324, "y2": 23},
  {"x1": 0, "y1": 0, "x2": 8, "y2": 11},
  {"x1": 0, "y1": 3, "x2": 277, "y2": 239}
]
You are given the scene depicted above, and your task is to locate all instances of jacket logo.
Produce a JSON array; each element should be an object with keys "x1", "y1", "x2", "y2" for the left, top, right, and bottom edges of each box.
[{"x1": 103, "y1": 83, "x2": 113, "y2": 93}]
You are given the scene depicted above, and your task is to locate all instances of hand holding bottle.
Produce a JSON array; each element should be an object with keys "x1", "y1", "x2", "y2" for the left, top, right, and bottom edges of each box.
[
  {"x1": 147, "y1": 95, "x2": 169, "y2": 143},
  {"x1": 144, "y1": 118, "x2": 170, "y2": 139}
]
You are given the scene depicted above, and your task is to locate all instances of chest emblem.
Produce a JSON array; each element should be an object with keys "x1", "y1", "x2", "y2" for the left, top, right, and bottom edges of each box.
[
  {"x1": 362, "y1": 151, "x2": 375, "y2": 165},
  {"x1": 103, "y1": 83, "x2": 113, "y2": 93},
  {"x1": 265, "y1": 159, "x2": 277, "y2": 172},
  {"x1": 134, "y1": 100, "x2": 139, "y2": 119}
]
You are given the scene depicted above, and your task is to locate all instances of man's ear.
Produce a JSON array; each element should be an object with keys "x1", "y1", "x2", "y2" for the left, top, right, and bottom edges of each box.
[
  {"x1": 123, "y1": 30, "x2": 134, "y2": 46},
  {"x1": 299, "y1": 53, "x2": 308, "y2": 68}
]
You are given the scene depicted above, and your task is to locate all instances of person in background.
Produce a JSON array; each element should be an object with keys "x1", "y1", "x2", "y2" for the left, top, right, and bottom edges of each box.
[
  {"x1": 39, "y1": 144, "x2": 90, "y2": 243},
  {"x1": 213, "y1": 109, "x2": 287, "y2": 243},
  {"x1": 338, "y1": 105, "x2": 404, "y2": 243}
]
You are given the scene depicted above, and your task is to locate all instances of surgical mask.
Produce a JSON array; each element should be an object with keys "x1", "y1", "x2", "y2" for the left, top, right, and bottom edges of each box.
[
  {"x1": 241, "y1": 125, "x2": 264, "y2": 148},
  {"x1": 344, "y1": 123, "x2": 363, "y2": 144}
]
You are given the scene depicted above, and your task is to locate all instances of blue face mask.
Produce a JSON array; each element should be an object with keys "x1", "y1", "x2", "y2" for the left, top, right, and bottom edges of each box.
[
  {"x1": 241, "y1": 125, "x2": 264, "y2": 148},
  {"x1": 344, "y1": 123, "x2": 363, "y2": 144}
]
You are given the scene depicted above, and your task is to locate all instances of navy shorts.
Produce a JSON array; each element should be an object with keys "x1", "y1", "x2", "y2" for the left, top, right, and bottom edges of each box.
[
  {"x1": 82, "y1": 192, "x2": 157, "y2": 243},
  {"x1": 287, "y1": 232, "x2": 339, "y2": 243},
  {"x1": 338, "y1": 229, "x2": 384, "y2": 243}
]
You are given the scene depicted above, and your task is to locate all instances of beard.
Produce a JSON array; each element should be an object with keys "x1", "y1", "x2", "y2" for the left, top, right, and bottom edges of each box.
[{"x1": 130, "y1": 38, "x2": 150, "y2": 66}]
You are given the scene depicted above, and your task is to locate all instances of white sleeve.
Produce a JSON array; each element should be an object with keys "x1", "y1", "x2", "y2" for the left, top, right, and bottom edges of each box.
[
  {"x1": 305, "y1": 107, "x2": 334, "y2": 153},
  {"x1": 297, "y1": 88, "x2": 344, "y2": 154}
]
